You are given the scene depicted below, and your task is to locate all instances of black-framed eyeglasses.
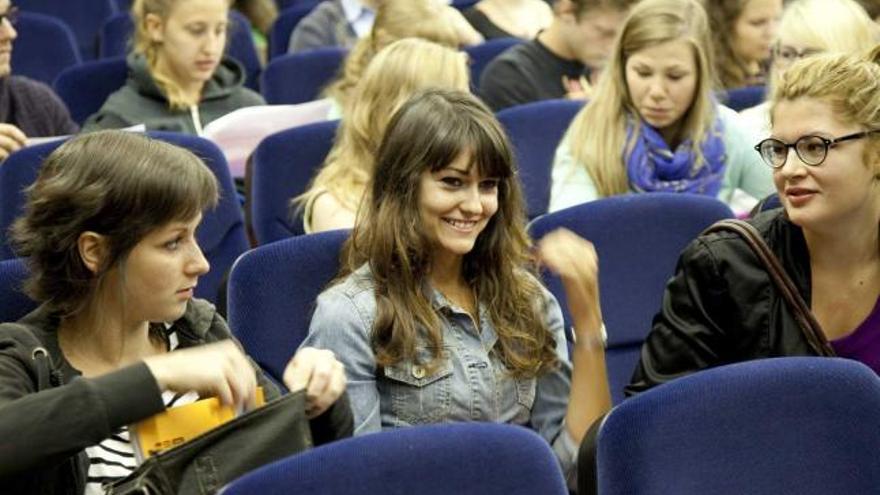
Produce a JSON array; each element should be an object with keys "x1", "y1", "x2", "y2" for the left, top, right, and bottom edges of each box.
[
  {"x1": 754, "y1": 130, "x2": 880, "y2": 169},
  {"x1": 772, "y1": 44, "x2": 822, "y2": 65},
  {"x1": 0, "y1": 6, "x2": 18, "y2": 27}
]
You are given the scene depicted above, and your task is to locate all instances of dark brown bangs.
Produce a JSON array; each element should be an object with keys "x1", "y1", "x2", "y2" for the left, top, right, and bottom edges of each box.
[{"x1": 426, "y1": 109, "x2": 515, "y2": 181}]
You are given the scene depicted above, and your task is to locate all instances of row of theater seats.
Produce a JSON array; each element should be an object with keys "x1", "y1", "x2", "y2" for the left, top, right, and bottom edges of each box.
[
  {"x1": 0, "y1": 98, "x2": 585, "y2": 303},
  {"x1": 12, "y1": 10, "x2": 260, "y2": 90},
  {"x1": 46, "y1": 36, "x2": 524, "y2": 128},
  {"x1": 2, "y1": 250, "x2": 878, "y2": 493}
]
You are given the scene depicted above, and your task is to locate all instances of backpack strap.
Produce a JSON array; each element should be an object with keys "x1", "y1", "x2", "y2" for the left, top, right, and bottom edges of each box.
[{"x1": 703, "y1": 219, "x2": 836, "y2": 357}]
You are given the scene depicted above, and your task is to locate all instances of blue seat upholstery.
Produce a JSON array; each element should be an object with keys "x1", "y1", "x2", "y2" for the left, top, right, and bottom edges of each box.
[
  {"x1": 275, "y1": 0, "x2": 322, "y2": 13},
  {"x1": 249, "y1": 120, "x2": 338, "y2": 243},
  {"x1": 261, "y1": 47, "x2": 346, "y2": 104},
  {"x1": 12, "y1": 12, "x2": 81, "y2": 86},
  {"x1": 0, "y1": 133, "x2": 248, "y2": 304},
  {"x1": 721, "y1": 84, "x2": 765, "y2": 112},
  {"x1": 0, "y1": 258, "x2": 35, "y2": 323},
  {"x1": 267, "y1": 3, "x2": 316, "y2": 59},
  {"x1": 596, "y1": 357, "x2": 880, "y2": 495},
  {"x1": 228, "y1": 229, "x2": 348, "y2": 382},
  {"x1": 53, "y1": 56, "x2": 127, "y2": 125},
  {"x1": 17, "y1": 0, "x2": 117, "y2": 59},
  {"x1": 98, "y1": 11, "x2": 262, "y2": 91},
  {"x1": 223, "y1": 422, "x2": 568, "y2": 495},
  {"x1": 496, "y1": 99, "x2": 584, "y2": 219},
  {"x1": 464, "y1": 37, "x2": 521, "y2": 92},
  {"x1": 528, "y1": 194, "x2": 733, "y2": 403}
]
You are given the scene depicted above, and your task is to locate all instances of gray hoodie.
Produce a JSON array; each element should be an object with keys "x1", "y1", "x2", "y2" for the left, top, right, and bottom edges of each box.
[{"x1": 82, "y1": 54, "x2": 265, "y2": 135}]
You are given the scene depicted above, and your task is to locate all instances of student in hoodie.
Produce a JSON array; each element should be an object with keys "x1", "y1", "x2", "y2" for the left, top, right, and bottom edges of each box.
[{"x1": 82, "y1": 0, "x2": 264, "y2": 135}]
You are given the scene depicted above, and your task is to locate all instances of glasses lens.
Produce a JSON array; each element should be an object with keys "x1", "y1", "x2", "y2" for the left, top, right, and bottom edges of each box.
[
  {"x1": 759, "y1": 139, "x2": 786, "y2": 168},
  {"x1": 796, "y1": 136, "x2": 827, "y2": 165}
]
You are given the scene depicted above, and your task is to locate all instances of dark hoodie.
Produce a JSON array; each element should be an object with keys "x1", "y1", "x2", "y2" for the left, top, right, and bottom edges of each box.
[{"x1": 82, "y1": 54, "x2": 265, "y2": 135}]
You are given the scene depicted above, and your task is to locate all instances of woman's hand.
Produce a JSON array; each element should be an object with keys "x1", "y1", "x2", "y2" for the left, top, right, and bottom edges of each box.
[
  {"x1": 0, "y1": 123, "x2": 27, "y2": 161},
  {"x1": 143, "y1": 340, "x2": 258, "y2": 411},
  {"x1": 536, "y1": 228, "x2": 604, "y2": 344},
  {"x1": 283, "y1": 347, "x2": 346, "y2": 419}
]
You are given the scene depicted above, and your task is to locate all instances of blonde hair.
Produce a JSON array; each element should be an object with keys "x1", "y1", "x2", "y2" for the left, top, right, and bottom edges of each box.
[
  {"x1": 565, "y1": 0, "x2": 716, "y2": 197},
  {"x1": 777, "y1": 0, "x2": 877, "y2": 56},
  {"x1": 296, "y1": 38, "x2": 470, "y2": 214},
  {"x1": 322, "y1": 0, "x2": 462, "y2": 110},
  {"x1": 770, "y1": 46, "x2": 880, "y2": 170},
  {"x1": 132, "y1": 0, "x2": 231, "y2": 109}
]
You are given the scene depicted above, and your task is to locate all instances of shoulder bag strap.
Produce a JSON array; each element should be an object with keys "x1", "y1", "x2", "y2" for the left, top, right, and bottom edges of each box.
[{"x1": 703, "y1": 219, "x2": 836, "y2": 357}]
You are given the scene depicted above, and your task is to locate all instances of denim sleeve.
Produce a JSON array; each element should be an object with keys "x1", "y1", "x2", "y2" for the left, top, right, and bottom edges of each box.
[
  {"x1": 530, "y1": 287, "x2": 578, "y2": 484},
  {"x1": 300, "y1": 286, "x2": 382, "y2": 435}
]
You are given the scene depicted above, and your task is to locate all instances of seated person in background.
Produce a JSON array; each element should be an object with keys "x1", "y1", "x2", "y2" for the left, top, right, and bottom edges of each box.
[
  {"x1": 83, "y1": 0, "x2": 265, "y2": 135},
  {"x1": 0, "y1": 0, "x2": 78, "y2": 160},
  {"x1": 550, "y1": 0, "x2": 774, "y2": 213},
  {"x1": 0, "y1": 131, "x2": 351, "y2": 493},
  {"x1": 704, "y1": 0, "x2": 782, "y2": 89},
  {"x1": 627, "y1": 47, "x2": 880, "y2": 394},
  {"x1": 288, "y1": 0, "x2": 378, "y2": 54},
  {"x1": 738, "y1": 0, "x2": 878, "y2": 137},
  {"x1": 479, "y1": 0, "x2": 633, "y2": 112},
  {"x1": 461, "y1": 0, "x2": 553, "y2": 40},
  {"x1": 294, "y1": 38, "x2": 470, "y2": 233},
  {"x1": 303, "y1": 88, "x2": 612, "y2": 488},
  {"x1": 233, "y1": 0, "x2": 278, "y2": 63},
  {"x1": 323, "y1": 0, "x2": 482, "y2": 119}
]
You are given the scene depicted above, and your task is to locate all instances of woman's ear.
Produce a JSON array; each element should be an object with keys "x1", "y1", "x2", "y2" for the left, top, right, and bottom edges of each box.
[
  {"x1": 144, "y1": 12, "x2": 165, "y2": 44},
  {"x1": 555, "y1": 0, "x2": 578, "y2": 23},
  {"x1": 77, "y1": 232, "x2": 107, "y2": 275}
]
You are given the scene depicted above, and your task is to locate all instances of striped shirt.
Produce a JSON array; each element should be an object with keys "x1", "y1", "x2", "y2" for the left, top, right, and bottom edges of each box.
[{"x1": 83, "y1": 332, "x2": 199, "y2": 495}]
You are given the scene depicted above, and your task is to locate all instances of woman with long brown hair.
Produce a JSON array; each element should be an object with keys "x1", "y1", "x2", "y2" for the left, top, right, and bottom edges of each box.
[{"x1": 302, "y1": 88, "x2": 611, "y2": 487}]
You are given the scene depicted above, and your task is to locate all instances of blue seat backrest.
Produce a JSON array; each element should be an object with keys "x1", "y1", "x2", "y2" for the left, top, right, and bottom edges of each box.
[
  {"x1": 0, "y1": 133, "x2": 247, "y2": 304},
  {"x1": 53, "y1": 56, "x2": 128, "y2": 126},
  {"x1": 721, "y1": 84, "x2": 765, "y2": 112},
  {"x1": 261, "y1": 47, "x2": 346, "y2": 104},
  {"x1": 17, "y1": 0, "x2": 117, "y2": 60},
  {"x1": 12, "y1": 12, "x2": 81, "y2": 86},
  {"x1": 228, "y1": 229, "x2": 349, "y2": 382},
  {"x1": 463, "y1": 37, "x2": 522, "y2": 91},
  {"x1": 223, "y1": 423, "x2": 568, "y2": 495},
  {"x1": 268, "y1": 3, "x2": 317, "y2": 60},
  {"x1": 497, "y1": 99, "x2": 584, "y2": 220},
  {"x1": 528, "y1": 193, "x2": 733, "y2": 403},
  {"x1": 98, "y1": 11, "x2": 261, "y2": 91},
  {"x1": 0, "y1": 258, "x2": 36, "y2": 323},
  {"x1": 597, "y1": 357, "x2": 880, "y2": 495},
  {"x1": 250, "y1": 119, "x2": 339, "y2": 244}
]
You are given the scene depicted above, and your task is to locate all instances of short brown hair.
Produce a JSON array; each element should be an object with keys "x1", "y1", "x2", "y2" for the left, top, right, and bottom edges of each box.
[{"x1": 11, "y1": 131, "x2": 219, "y2": 316}]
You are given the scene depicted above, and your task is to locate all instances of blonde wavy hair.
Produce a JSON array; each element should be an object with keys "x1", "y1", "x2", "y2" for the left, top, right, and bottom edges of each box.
[
  {"x1": 322, "y1": 0, "x2": 462, "y2": 111},
  {"x1": 296, "y1": 38, "x2": 470, "y2": 216},
  {"x1": 565, "y1": 0, "x2": 716, "y2": 198},
  {"x1": 132, "y1": 0, "x2": 232, "y2": 110},
  {"x1": 770, "y1": 45, "x2": 880, "y2": 173}
]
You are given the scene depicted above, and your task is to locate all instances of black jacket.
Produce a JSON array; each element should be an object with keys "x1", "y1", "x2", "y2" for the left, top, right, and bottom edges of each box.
[
  {"x1": 626, "y1": 209, "x2": 820, "y2": 396},
  {"x1": 0, "y1": 299, "x2": 352, "y2": 494}
]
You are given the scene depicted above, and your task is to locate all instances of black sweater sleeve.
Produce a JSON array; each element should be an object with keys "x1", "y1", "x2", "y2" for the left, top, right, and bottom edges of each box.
[{"x1": 0, "y1": 332, "x2": 165, "y2": 476}]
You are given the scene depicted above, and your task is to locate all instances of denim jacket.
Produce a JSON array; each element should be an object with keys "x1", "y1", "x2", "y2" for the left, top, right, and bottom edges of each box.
[{"x1": 302, "y1": 265, "x2": 578, "y2": 481}]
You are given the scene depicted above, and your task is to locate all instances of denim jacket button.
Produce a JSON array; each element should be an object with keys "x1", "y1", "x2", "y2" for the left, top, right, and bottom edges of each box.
[{"x1": 412, "y1": 365, "x2": 426, "y2": 379}]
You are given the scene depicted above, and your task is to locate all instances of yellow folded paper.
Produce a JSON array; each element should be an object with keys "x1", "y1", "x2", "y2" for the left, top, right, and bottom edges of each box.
[{"x1": 131, "y1": 387, "x2": 265, "y2": 461}]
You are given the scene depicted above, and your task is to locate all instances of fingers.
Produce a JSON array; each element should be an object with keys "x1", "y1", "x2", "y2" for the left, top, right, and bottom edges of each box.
[
  {"x1": 537, "y1": 229, "x2": 598, "y2": 280},
  {"x1": 283, "y1": 348, "x2": 347, "y2": 418},
  {"x1": 0, "y1": 124, "x2": 26, "y2": 161}
]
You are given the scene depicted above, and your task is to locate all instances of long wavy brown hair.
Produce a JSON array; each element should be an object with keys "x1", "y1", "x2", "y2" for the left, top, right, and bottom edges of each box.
[{"x1": 335, "y1": 89, "x2": 559, "y2": 378}]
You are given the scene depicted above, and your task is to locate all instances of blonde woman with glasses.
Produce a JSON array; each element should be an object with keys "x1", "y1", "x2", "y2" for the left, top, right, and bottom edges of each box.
[{"x1": 628, "y1": 47, "x2": 880, "y2": 397}]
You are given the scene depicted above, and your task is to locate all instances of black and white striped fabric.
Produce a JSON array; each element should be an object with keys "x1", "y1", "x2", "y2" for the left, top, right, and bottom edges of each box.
[{"x1": 83, "y1": 332, "x2": 199, "y2": 495}]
